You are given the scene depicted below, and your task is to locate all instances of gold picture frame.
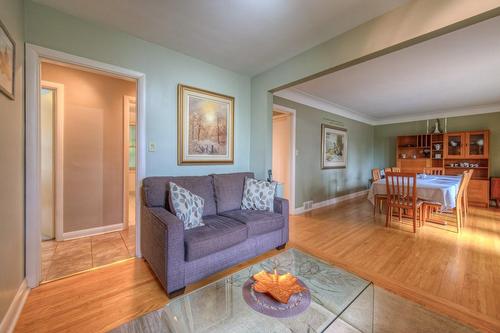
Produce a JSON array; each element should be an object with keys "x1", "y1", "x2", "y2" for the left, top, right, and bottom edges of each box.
[
  {"x1": 178, "y1": 84, "x2": 234, "y2": 165},
  {"x1": 321, "y1": 124, "x2": 347, "y2": 169},
  {"x1": 0, "y1": 18, "x2": 15, "y2": 100}
]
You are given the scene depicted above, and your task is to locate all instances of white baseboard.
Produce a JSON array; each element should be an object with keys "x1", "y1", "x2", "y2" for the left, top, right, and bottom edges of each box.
[
  {"x1": 292, "y1": 190, "x2": 369, "y2": 215},
  {"x1": 0, "y1": 279, "x2": 30, "y2": 333},
  {"x1": 62, "y1": 223, "x2": 124, "y2": 240}
]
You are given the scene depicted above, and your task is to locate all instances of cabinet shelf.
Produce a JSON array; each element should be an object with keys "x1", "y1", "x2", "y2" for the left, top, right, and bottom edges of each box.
[{"x1": 445, "y1": 166, "x2": 488, "y2": 169}]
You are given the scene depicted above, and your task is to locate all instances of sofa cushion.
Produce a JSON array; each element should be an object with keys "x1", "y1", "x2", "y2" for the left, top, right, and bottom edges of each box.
[
  {"x1": 241, "y1": 177, "x2": 277, "y2": 212},
  {"x1": 220, "y1": 209, "x2": 284, "y2": 237},
  {"x1": 169, "y1": 182, "x2": 205, "y2": 230},
  {"x1": 184, "y1": 215, "x2": 248, "y2": 262},
  {"x1": 213, "y1": 172, "x2": 254, "y2": 213},
  {"x1": 143, "y1": 176, "x2": 216, "y2": 216}
]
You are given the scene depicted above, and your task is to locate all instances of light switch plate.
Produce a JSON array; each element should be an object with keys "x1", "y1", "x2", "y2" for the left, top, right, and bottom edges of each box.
[{"x1": 148, "y1": 142, "x2": 156, "y2": 152}]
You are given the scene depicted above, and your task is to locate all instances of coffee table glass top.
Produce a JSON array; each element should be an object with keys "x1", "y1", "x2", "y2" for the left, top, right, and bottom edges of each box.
[{"x1": 111, "y1": 249, "x2": 373, "y2": 333}]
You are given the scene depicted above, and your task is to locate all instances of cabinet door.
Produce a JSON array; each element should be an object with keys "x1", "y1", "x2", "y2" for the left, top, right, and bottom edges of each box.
[
  {"x1": 466, "y1": 131, "x2": 489, "y2": 158},
  {"x1": 468, "y1": 179, "x2": 489, "y2": 208},
  {"x1": 444, "y1": 133, "x2": 465, "y2": 158}
]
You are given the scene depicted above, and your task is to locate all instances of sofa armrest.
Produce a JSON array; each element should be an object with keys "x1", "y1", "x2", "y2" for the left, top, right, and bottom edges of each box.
[
  {"x1": 141, "y1": 206, "x2": 186, "y2": 293},
  {"x1": 274, "y1": 196, "x2": 288, "y2": 215},
  {"x1": 274, "y1": 197, "x2": 289, "y2": 245}
]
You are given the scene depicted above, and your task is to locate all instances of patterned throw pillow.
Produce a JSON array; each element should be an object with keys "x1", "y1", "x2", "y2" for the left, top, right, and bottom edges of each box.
[
  {"x1": 169, "y1": 182, "x2": 205, "y2": 230},
  {"x1": 241, "y1": 177, "x2": 277, "y2": 212}
]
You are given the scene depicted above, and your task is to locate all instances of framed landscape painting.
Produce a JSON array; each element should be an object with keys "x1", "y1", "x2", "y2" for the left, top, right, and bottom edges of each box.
[
  {"x1": 321, "y1": 124, "x2": 347, "y2": 169},
  {"x1": 178, "y1": 84, "x2": 234, "y2": 164},
  {"x1": 0, "y1": 19, "x2": 15, "y2": 100}
]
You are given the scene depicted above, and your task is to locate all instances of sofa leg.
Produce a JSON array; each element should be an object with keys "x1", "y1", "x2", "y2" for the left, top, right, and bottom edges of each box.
[
  {"x1": 276, "y1": 243, "x2": 286, "y2": 250},
  {"x1": 167, "y1": 287, "x2": 186, "y2": 299}
]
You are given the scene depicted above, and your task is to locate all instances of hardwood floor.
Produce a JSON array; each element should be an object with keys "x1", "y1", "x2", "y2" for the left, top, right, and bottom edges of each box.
[{"x1": 15, "y1": 198, "x2": 500, "y2": 332}]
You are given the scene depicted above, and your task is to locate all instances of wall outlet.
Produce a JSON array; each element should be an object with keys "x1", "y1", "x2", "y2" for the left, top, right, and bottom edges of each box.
[
  {"x1": 303, "y1": 200, "x2": 313, "y2": 211},
  {"x1": 148, "y1": 142, "x2": 156, "y2": 152}
]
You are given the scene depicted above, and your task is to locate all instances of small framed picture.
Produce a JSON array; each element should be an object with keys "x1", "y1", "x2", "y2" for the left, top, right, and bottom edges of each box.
[
  {"x1": 178, "y1": 84, "x2": 234, "y2": 165},
  {"x1": 321, "y1": 124, "x2": 347, "y2": 169},
  {"x1": 0, "y1": 19, "x2": 15, "y2": 100}
]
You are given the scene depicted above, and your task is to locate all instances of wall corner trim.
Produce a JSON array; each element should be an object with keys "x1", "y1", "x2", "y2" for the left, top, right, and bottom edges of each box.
[
  {"x1": 292, "y1": 190, "x2": 369, "y2": 215},
  {"x1": 0, "y1": 279, "x2": 30, "y2": 333}
]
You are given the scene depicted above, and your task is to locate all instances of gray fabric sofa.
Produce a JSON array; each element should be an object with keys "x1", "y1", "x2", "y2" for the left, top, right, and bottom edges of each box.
[{"x1": 141, "y1": 172, "x2": 289, "y2": 297}]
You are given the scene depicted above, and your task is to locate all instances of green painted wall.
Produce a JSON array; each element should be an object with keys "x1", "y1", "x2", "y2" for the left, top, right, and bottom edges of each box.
[
  {"x1": 274, "y1": 97, "x2": 373, "y2": 208},
  {"x1": 0, "y1": 0, "x2": 25, "y2": 322},
  {"x1": 24, "y1": 1, "x2": 252, "y2": 177},
  {"x1": 374, "y1": 112, "x2": 500, "y2": 177},
  {"x1": 251, "y1": 1, "x2": 500, "y2": 179}
]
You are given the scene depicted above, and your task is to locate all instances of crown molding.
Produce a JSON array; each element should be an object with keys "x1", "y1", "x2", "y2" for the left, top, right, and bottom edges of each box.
[
  {"x1": 274, "y1": 88, "x2": 375, "y2": 125},
  {"x1": 274, "y1": 88, "x2": 500, "y2": 126},
  {"x1": 371, "y1": 103, "x2": 500, "y2": 125}
]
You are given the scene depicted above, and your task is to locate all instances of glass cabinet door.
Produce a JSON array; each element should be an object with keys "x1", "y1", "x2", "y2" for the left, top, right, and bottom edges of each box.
[
  {"x1": 444, "y1": 133, "x2": 464, "y2": 158},
  {"x1": 467, "y1": 131, "x2": 488, "y2": 158}
]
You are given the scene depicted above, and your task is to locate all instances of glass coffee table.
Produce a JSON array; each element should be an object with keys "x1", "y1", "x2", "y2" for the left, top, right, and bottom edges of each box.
[{"x1": 111, "y1": 249, "x2": 373, "y2": 333}]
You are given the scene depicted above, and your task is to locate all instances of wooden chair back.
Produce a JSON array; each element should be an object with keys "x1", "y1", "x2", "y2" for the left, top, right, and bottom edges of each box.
[
  {"x1": 423, "y1": 167, "x2": 444, "y2": 175},
  {"x1": 385, "y1": 172, "x2": 417, "y2": 209},
  {"x1": 372, "y1": 168, "x2": 381, "y2": 182},
  {"x1": 457, "y1": 170, "x2": 473, "y2": 201},
  {"x1": 392, "y1": 167, "x2": 401, "y2": 172},
  {"x1": 384, "y1": 167, "x2": 393, "y2": 174}
]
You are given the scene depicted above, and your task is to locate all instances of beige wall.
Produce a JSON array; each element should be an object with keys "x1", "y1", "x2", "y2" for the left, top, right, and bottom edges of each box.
[
  {"x1": 41, "y1": 62, "x2": 136, "y2": 233},
  {"x1": 272, "y1": 113, "x2": 292, "y2": 200},
  {"x1": 0, "y1": 0, "x2": 25, "y2": 323}
]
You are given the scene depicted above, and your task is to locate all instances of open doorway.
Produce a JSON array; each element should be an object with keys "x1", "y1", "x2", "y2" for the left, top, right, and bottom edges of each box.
[
  {"x1": 272, "y1": 104, "x2": 296, "y2": 213},
  {"x1": 39, "y1": 61, "x2": 137, "y2": 282}
]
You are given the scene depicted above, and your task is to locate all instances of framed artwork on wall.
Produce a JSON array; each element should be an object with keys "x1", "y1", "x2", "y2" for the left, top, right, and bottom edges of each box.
[
  {"x1": 178, "y1": 84, "x2": 234, "y2": 164},
  {"x1": 0, "y1": 18, "x2": 15, "y2": 100},
  {"x1": 321, "y1": 124, "x2": 347, "y2": 169}
]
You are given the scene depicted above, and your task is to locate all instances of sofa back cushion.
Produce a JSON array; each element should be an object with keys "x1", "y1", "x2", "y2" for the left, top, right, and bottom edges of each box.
[
  {"x1": 143, "y1": 176, "x2": 216, "y2": 216},
  {"x1": 213, "y1": 172, "x2": 254, "y2": 213}
]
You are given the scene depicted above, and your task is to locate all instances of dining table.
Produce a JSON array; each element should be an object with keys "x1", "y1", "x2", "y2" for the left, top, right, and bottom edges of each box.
[{"x1": 368, "y1": 174, "x2": 463, "y2": 210}]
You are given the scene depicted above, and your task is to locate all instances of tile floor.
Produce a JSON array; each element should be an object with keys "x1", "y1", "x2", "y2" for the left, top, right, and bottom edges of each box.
[{"x1": 41, "y1": 227, "x2": 136, "y2": 282}]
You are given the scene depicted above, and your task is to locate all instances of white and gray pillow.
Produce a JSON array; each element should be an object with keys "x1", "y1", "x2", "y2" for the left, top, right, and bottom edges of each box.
[
  {"x1": 241, "y1": 177, "x2": 277, "y2": 212},
  {"x1": 169, "y1": 182, "x2": 205, "y2": 230}
]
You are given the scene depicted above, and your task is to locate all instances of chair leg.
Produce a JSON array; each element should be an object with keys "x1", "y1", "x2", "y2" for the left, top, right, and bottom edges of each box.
[
  {"x1": 373, "y1": 199, "x2": 376, "y2": 215},
  {"x1": 386, "y1": 206, "x2": 391, "y2": 227},
  {"x1": 412, "y1": 210, "x2": 417, "y2": 233}
]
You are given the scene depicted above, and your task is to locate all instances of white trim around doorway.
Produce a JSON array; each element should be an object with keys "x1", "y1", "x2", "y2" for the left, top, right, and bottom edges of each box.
[
  {"x1": 26, "y1": 44, "x2": 147, "y2": 288},
  {"x1": 40, "y1": 80, "x2": 65, "y2": 242},
  {"x1": 272, "y1": 104, "x2": 297, "y2": 215}
]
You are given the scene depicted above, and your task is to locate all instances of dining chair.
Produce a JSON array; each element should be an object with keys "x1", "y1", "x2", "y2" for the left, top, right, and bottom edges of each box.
[
  {"x1": 391, "y1": 167, "x2": 401, "y2": 172},
  {"x1": 385, "y1": 172, "x2": 423, "y2": 233},
  {"x1": 371, "y1": 168, "x2": 386, "y2": 215},
  {"x1": 383, "y1": 167, "x2": 392, "y2": 174},
  {"x1": 423, "y1": 167, "x2": 444, "y2": 175},
  {"x1": 423, "y1": 170, "x2": 471, "y2": 233}
]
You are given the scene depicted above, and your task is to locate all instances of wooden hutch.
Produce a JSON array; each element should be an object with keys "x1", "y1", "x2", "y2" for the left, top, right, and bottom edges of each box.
[{"x1": 396, "y1": 130, "x2": 490, "y2": 207}]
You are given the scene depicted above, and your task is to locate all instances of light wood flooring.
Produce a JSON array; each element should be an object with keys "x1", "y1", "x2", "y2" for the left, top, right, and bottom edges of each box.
[
  {"x1": 41, "y1": 227, "x2": 136, "y2": 281},
  {"x1": 16, "y1": 197, "x2": 500, "y2": 332}
]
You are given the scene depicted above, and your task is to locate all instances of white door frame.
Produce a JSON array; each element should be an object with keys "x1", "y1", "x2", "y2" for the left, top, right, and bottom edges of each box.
[
  {"x1": 26, "y1": 44, "x2": 146, "y2": 288},
  {"x1": 272, "y1": 104, "x2": 297, "y2": 214},
  {"x1": 123, "y1": 95, "x2": 136, "y2": 228},
  {"x1": 40, "y1": 80, "x2": 65, "y2": 241}
]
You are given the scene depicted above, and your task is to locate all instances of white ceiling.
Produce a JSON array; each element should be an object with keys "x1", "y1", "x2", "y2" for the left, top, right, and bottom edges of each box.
[
  {"x1": 276, "y1": 16, "x2": 500, "y2": 125},
  {"x1": 33, "y1": 0, "x2": 408, "y2": 76}
]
